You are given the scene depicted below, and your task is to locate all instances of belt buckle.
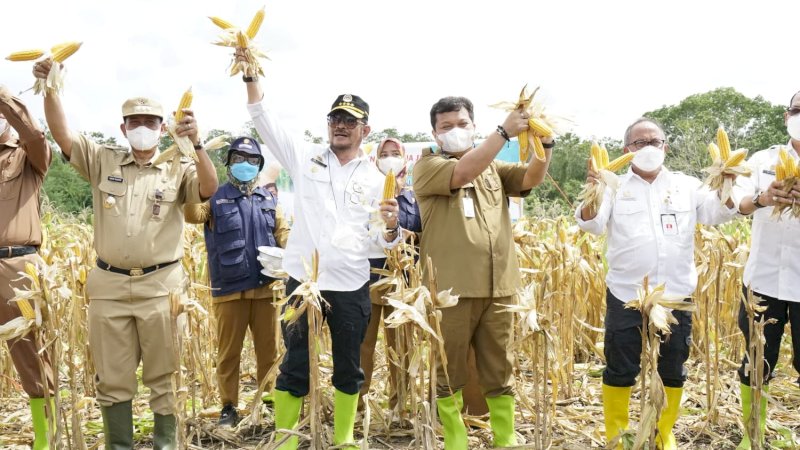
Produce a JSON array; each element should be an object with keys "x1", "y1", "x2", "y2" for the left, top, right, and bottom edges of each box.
[{"x1": 129, "y1": 267, "x2": 144, "y2": 277}]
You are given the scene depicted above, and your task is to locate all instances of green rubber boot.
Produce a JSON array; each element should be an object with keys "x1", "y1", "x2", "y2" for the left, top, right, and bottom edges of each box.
[
  {"x1": 737, "y1": 383, "x2": 768, "y2": 450},
  {"x1": 153, "y1": 413, "x2": 176, "y2": 450},
  {"x1": 333, "y1": 389, "x2": 360, "y2": 449},
  {"x1": 485, "y1": 394, "x2": 517, "y2": 447},
  {"x1": 436, "y1": 391, "x2": 468, "y2": 450},
  {"x1": 101, "y1": 400, "x2": 133, "y2": 450},
  {"x1": 602, "y1": 384, "x2": 632, "y2": 450},
  {"x1": 656, "y1": 387, "x2": 682, "y2": 450},
  {"x1": 273, "y1": 390, "x2": 303, "y2": 450},
  {"x1": 30, "y1": 397, "x2": 55, "y2": 450}
]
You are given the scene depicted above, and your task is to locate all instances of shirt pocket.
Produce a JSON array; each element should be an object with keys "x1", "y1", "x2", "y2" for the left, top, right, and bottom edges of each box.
[
  {"x1": 217, "y1": 237, "x2": 249, "y2": 280},
  {"x1": 612, "y1": 198, "x2": 648, "y2": 238},
  {"x1": 98, "y1": 179, "x2": 128, "y2": 217},
  {"x1": 0, "y1": 152, "x2": 25, "y2": 200},
  {"x1": 215, "y1": 203, "x2": 242, "y2": 233},
  {"x1": 665, "y1": 195, "x2": 693, "y2": 239},
  {"x1": 147, "y1": 188, "x2": 178, "y2": 222},
  {"x1": 481, "y1": 172, "x2": 503, "y2": 208}
]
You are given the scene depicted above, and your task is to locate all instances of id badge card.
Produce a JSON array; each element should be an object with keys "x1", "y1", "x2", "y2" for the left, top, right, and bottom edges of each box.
[
  {"x1": 463, "y1": 197, "x2": 476, "y2": 218},
  {"x1": 660, "y1": 214, "x2": 678, "y2": 236}
]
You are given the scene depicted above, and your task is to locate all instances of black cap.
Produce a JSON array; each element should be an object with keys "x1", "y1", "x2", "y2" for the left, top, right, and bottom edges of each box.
[
  {"x1": 227, "y1": 136, "x2": 264, "y2": 170},
  {"x1": 328, "y1": 94, "x2": 369, "y2": 121}
]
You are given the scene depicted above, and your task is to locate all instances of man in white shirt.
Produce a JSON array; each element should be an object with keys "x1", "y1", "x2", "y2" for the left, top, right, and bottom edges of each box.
[
  {"x1": 732, "y1": 91, "x2": 800, "y2": 450},
  {"x1": 241, "y1": 71, "x2": 400, "y2": 449},
  {"x1": 575, "y1": 118, "x2": 738, "y2": 450}
]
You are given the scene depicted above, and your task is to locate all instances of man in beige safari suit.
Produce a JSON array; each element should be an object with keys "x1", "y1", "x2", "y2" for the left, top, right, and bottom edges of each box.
[{"x1": 34, "y1": 59, "x2": 218, "y2": 449}]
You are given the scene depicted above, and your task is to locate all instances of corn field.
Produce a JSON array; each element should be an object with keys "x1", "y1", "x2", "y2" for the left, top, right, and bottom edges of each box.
[{"x1": 1, "y1": 209, "x2": 800, "y2": 449}]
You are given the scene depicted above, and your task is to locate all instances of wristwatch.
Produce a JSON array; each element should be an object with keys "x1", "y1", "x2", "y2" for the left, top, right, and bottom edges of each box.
[
  {"x1": 193, "y1": 140, "x2": 204, "y2": 151},
  {"x1": 752, "y1": 192, "x2": 765, "y2": 209}
]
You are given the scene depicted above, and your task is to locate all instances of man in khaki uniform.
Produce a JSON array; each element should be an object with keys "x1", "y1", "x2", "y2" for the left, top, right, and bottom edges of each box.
[
  {"x1": 34, "y1": 59, "x2": 218, "y2": 449},
  {"x1": 0, "y1": 85, "x2": 55, "y2": 449},
  {"x1": 413, "y1": 96, "x2": 553, "y2": 448}
]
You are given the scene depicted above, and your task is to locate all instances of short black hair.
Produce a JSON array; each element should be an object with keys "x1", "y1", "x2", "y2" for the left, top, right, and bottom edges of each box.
[{"x1": 429, "y1": 96, "x2": 474, "y2": 129}]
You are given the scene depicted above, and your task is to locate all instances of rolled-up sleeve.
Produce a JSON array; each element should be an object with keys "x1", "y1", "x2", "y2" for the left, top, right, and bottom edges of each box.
[
  {"x1": 413, "y1": 153, "x2": 457, "y2": 197},
  {"x1": 495, "y1": 161, "x2": 531, "y2": 197}
]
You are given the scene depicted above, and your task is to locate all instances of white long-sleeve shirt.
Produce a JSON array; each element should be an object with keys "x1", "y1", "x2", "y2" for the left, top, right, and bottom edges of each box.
[
  {"x1": 731, "y1": 142, "x2": 800, "y2": 302},
  {"x1": 248, "y1": 101, "x2": 399, "y2": 291},
  {"x1": 575, "y1": 167, "x2": 737, "y2": 302}
]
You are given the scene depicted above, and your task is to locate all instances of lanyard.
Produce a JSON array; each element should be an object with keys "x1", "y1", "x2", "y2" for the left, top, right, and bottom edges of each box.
[{"x1": 327, "y1": 152, "x2": 362, "y2": 211}]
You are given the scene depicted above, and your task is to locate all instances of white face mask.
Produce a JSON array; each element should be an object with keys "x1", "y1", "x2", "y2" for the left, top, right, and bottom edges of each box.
[
  {"x1": 0, "y1": 118, "x2": 8, "y2": 135},
  {"x1": 437, "y1": 127, "x2": 474, "y2": 153},
  {"x1": 787, "y1": 114, "x2": 800, "y2": 141},
  {"x1": 126, "y1": 126, "x2": 161, "y2": 151},
  {"x1": 632, "y1": 145, "x2": 665, "y2": 172},
  {"x1": 377, "y1": 156, "x2": 405, "y2": 175}
]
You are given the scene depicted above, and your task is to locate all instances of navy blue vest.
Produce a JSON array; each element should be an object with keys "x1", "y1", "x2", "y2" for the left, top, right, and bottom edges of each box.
[{"x1": 204, "y1": 183, "x2": 278, "y2": 297}]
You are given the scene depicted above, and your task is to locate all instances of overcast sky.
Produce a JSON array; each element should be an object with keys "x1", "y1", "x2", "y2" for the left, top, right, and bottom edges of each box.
[{"x1": 3, "y1": 0, "x2": 798, "y2": 147}]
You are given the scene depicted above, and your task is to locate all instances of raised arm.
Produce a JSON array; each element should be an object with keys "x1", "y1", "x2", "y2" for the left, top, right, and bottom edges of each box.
[
  {"x1": 33, "y1": 59, "x2": 74, "y2": 158},
  {"x1": 0, "y1": 85, "x2": 50, "y2": 174}
]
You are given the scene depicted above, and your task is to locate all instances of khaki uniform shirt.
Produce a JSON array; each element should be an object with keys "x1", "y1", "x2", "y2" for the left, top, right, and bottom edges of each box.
[
  {"x1": 68, "y1": 133, "x2": 202, "y2": 300},
  {"x1": 413, "y1": 148, "x2": 529, "y2": 298},
  {"x1": 0, "y1": 94, "x2": 50, "y2": 247}
]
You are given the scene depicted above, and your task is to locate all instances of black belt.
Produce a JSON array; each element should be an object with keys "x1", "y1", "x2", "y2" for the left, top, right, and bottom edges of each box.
[
  {"x1": 96, "y1": 258, "x2": 179, "y2": 277},
  {"x1": 0, "y1": 245, "x2": 38, "y2": 259}
]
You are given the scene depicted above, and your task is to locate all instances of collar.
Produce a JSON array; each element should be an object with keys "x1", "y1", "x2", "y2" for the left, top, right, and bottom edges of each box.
[
  {"x1": 322, "y1": 146, "x2": 369, "y2": 167},
  {"x1": 627, "y1": 166, "x2": 671, "y2": 184},
  {"x1": 0, "y1": 137, "x2": 19, "y2": 149},
  {"x1": 122, "y1": 148, "x2": 165, "y2": 170}
]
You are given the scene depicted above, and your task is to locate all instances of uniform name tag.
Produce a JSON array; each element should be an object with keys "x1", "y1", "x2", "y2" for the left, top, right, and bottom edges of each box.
[
  {"x1": 215, "y1": 198, "x2": 235, "y2": 204},
  {"x1": 107, "y1": 176, "x2": 124, "y2": 183},
  {"x1": 661, "y1": 214, "x2": 678, "y2": 236},
  {"x1": 763, "y1": 169, "x2": 776, "y2": 175},
  {"x1": 463, "y1": 197, "x2": 476, "y2": 218}
]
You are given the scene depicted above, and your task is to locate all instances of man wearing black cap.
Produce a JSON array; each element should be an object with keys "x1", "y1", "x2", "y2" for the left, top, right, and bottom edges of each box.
[
  {"x1": 184, "y1": 136, "x2": 290, "y2": 427},
  {"x1": 238, "y1": 66, "x2": 401, "y2": 449}
]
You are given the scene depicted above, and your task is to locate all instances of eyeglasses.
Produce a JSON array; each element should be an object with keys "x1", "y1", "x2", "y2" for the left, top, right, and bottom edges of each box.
[
  {"x1": 230, "y1": 153, "x2": 261, "y2": 166},
  {"x1": 627, "y1": 138, "x2": 666, "y2": 150},
  {"x1": 327, "y1": 115, "x2": 363, "y2": 129},
  {"x1": 787, "y1": 107, "x2": 800, "y2": 116}
]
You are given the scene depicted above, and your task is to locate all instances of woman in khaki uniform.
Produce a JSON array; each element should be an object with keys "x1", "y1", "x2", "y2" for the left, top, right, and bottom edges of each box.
[
  {"x1": 34, "y1": 59, "x2": 218, "y2": 449},
  {"x1": 0, "y1": 85, "x2": 55, "y2": 450}
]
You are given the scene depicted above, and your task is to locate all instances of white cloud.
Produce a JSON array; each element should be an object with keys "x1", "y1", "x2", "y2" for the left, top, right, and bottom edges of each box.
[{"x1": 3, "y1": 0, "x2": 798, "y2": 146}]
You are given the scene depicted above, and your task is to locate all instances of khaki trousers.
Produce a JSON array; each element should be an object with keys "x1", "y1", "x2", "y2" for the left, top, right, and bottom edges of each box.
[
  {"x1": 88, "y1": 295, "x2": 178, "y2": 414},
  {"x1": 213, "y1": 292, "x2": 278, "y2": 406},
  {"x1": 0, "y1": 253, "x2": 54, "y2": 398},
  {"x1": 437, "y1": 297, "x2": 515, "y2": 399}
]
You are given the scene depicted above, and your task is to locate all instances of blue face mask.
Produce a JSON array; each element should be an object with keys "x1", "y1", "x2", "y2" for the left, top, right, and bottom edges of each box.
[{"x1": 230, "y1": 162, "x2": 259, "y2": 182}]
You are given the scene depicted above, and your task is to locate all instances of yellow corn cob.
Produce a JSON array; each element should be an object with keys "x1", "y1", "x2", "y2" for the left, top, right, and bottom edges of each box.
[
  {"x1": 776, "y1": 163, "x2": 786, "y2": 181},
  {"x1": 600, "y1": 145, "x2": 610, "y2": 169},
  {"x1": 717, "y1": 126, "x2": 731, "y2": 161},
  {"x1": 236, "y1": 30, "x2": 249, "y2": 49},
  {"x1": 723, "y1": 149, "x2": 747, "y2": 169},
  {"x1": 591, "y1": 142, "x2": 603, "y2": 167},
  {"x1": 779, "y1": 147, "x2": 792, "y2": 170},
  {"x1": 174, "y1": 87, "x2": 193, "y2": 122},
  {"x1": 6, "y1": 49, "x2": 45, "y2": 61},
  {"x1": 707, "y1": 143, "x2": 720, "y2": 161},
  {"x1": 16, "y1": 298, "x2": 36, "y2": 320},
  {"x1": 786, "y1": 155, "x2": 797, "y2": 178},
  {"x1": 51, "y1": 41, "x2": 82, "y2": 63},
  {"x1": 605, "y1": 152, "x2": 635, "y2": 172},
  {"x1": 382, "y1": 169, "x2": 396, "y2": 200},
  {"x1": 246, "y1": 6, "x2": 265, "y2": 39},
  {"x1": 532, "y1": 135, "x2": 546, "y2": 160},
  {"x1": 589, "y1": 155, "x2": 598, "y2": 172},
  {"x1": 528, "y1": 117, "x2": 554, "y2": 137},
  {"x1": 518, "y1": 129, "x2": 530, "y2": 161},
  {"x1": 209, "y1": 16, "x2": 235, "y2": 30}
]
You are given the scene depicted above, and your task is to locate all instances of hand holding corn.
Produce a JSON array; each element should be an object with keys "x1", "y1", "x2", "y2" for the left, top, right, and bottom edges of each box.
[
  {"x1": 702, "y1": 126, "x2": 751, "y2": 205},
  {"x1": 491, "y1": 85, "x2": 566, "y2": 162},
  {"x1": 209, "y1": 6, "x2": 269, "y2": 78},
  {"x1": 379, "y1": 198, "x2": 400, "y2": 229},
  {"x1": 12, "y1": 41, "x2": 82, "y2": 96}
]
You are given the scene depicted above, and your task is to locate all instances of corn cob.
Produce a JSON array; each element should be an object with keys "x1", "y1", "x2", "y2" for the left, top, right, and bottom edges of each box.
[
  {"x1": 174, "y1": 87, "x2": 193, "y2": 122},
  {"x1": 246, "y1": 6, "x2": 265, "y2": 39},
  {"x1": 600, "y1": 145, "x2": 609, "y2": 168},
  {"x1": 209, "y1": 16, "x2": 235, "y2": 30},
  {"x1": 590, "y1": 142, "x2": 603, "y2": 170},
  {"x1": 383, "y1": 169, "x2": 396, "y2": 200},
  {"x1": 51, "y1": 41, "x2": 82, "y2": 63},
  {"x1": 723, "y1": 149, "x2": 747, "y2": 169},
  {"x1": 16, "y1": 298, "x2": 36, "y2": 320},
  {"x1": 236, "y1": 30, "x2": 249, "y2": 49},
  {"x1": 708, "y1": 143, "x2": 720, "y2": 161},
  {"x1": 518, "y1": 129, "x2": 530, "y2": 162},
  {"x1": 532, "y1": 135, "x2": 546, "y2": 160},
  {"x1": 528, "y1": 117, "x2": 554, "y2": 137},
  {"x1": 605, "y1": 152, "x2": 635, "y2": 172},
  {"x1": 6, "y1": 49, "x2": 45, "y2": 61},
  {"x1": 717, "y1": 126, "x2": 731, "y2": 161}
]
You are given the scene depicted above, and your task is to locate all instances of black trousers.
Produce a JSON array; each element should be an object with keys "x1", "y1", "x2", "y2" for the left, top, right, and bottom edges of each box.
[
  {"x1": 275, "y1": 278, "x2": 371, "y2": 397},
  {"x1": 737, "y1": 287, "x2": 800, "y2": 387},
  {"x1": 603, "y1": 289, "x2": 693, "y2": 388}
]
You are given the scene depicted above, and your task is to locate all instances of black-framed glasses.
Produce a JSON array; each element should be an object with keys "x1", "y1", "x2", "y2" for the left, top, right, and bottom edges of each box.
[
  {"x1": 627, "y1": 138, "x2": 666, "y2": 150},
  {"x1": 787, "y1": 107, "x2": 800, "y2": 116},
  {"x1": 230, "y1": 153, "x2": 261, "y2": 166},
  {"x1": 327, "y1": 115, "x2": 363, "y2": 129}
]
